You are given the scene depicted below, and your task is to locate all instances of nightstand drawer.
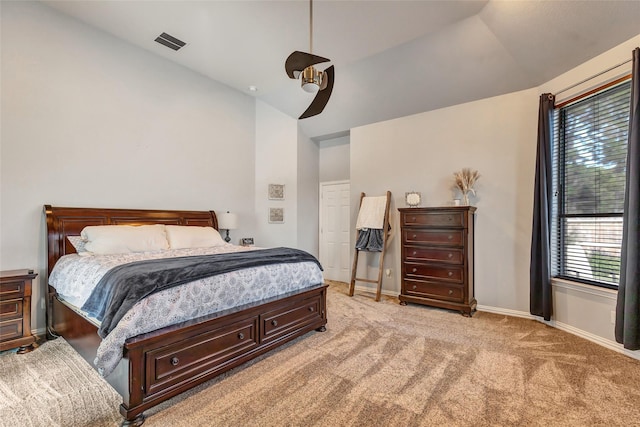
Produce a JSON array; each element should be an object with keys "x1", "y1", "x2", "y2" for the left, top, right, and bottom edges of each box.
[
  {"x1": 404, "y1": 280, "x2": 463, "y2": 302},
  {"x1": 402, "y1": 211, "x2": 465, "y2": 227},
  {"x1": 0, "y1": 280, "x2": 25, "y2": 300},
  {"x1": 0, "y1": 298, "x2": 23, "y2": 321},
  {"x1": 404, "y1": 263, "x2": 463, "y2": 283},
  {"x1": 403, "y1": 229, "x2": 464, "y2": 246},
  {"x1": 0, "y1": 318, "x2": 23, "y2": 341},
  {"x1": 404, "y1": 246, "x2": 464, "y2": 264}
]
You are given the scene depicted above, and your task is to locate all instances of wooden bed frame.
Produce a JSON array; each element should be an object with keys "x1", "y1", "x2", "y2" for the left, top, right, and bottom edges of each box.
[{"x1": 44, "y1": 205, "x2": 328, "y2": 426}]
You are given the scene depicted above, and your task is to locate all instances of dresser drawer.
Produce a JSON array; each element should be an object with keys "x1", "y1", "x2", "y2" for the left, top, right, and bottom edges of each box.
[
  {"x1": 403, "y1": 229, "x2": 464, "y2": 246},
  {"x1": 261, "y1": 294, "x2": 323, "y2": 344},
  {"x1": 404, "y1": 246, "x2": 464, "y2": 264},
  {"x1": 402, "y1": 211, "x2": 465, "y2": 227},
  {"x1": 145, "y1": 316, "x2": 259, "y2": 395},
  {"x1": 0, "y1": 298, "x2": 23, "y2": 321},
  {"x1": 404, "y1": 280, "x2": 464, "y2": 302},
  {"x1": 0, "y1": 280, "x2": 25, "y2": 300},
  {"x1": 0, "y1": 318, "x2": 23, "y2": 341},
  {"x1": 404, "y1": 263, "x2": 464, "y2": 283}
]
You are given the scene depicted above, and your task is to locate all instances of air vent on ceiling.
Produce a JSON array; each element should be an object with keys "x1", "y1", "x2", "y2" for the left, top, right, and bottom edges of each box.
[{"x1": 154, "y1": 32, "x2": 186, "y2": 51}]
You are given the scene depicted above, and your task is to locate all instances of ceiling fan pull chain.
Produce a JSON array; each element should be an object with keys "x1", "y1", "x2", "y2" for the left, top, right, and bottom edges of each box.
[{"x1": 309, "y1": 0, "x2": 313, "y2": 54}]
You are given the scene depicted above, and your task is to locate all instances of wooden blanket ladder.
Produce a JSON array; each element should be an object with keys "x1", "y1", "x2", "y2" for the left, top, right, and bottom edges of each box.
[{"x1": 349, "y1": 191, "x2": 391, "y2": 301}]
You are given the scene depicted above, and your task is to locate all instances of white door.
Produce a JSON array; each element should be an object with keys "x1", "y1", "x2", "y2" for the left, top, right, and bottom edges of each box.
[{"x1": 319, "y1": 181, "x2": 351, "y2": 283}]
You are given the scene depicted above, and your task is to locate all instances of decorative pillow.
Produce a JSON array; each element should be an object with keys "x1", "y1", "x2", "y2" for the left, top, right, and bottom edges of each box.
[
  {"x1": 67, "y1": 235, "x2": 88, "y2": 253},
  {"x1": 81, "y1": 224, "x2": 169, "y2": 254},
  {"x1": 165, "y1": 225, "x2": 226, "y2": 249}
]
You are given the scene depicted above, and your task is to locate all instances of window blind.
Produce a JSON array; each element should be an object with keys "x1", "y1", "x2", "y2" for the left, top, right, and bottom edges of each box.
[{"x1": 552, "y1": 81, "x2": 630, "y2": 288}]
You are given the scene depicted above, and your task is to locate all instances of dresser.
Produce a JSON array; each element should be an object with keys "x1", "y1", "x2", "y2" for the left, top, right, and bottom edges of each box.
[
  {"x1": 398, "y1": 206, "x2": 476, "y2": 316},
  {"x1": 0, "y1": 269, "x2": 37, "y2": 353}
]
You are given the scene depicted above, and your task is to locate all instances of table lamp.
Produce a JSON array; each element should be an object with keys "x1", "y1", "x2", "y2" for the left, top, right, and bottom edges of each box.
[{"x1": 218, "y1": 211, "x2": 238, "y2": 243}]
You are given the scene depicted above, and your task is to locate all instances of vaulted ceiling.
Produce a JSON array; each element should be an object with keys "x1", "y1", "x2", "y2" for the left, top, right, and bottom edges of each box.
[{"x1": 43, "y1": 0, "x2": 640, "y2": 140}]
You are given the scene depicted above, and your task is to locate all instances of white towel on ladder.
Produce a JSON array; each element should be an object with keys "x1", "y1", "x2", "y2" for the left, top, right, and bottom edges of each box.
[{"x1": 356, "y1": 196, "x2": 387, "y2": 230}]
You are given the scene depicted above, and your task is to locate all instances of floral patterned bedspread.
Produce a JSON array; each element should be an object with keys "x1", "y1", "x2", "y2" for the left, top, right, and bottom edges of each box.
[{"x1": 49, "y1": 245, "x2": 324, "y2": 377}]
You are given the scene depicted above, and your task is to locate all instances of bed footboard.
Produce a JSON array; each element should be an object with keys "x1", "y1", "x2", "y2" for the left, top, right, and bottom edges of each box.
[{"x1": 118, "y1": 284, "x2": 327, "y2": 424}]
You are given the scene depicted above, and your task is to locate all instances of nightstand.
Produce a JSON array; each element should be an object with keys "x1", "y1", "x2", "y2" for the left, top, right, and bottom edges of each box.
[{"x1": 0, "y1": 269, "x2": 37, "y2": 353}]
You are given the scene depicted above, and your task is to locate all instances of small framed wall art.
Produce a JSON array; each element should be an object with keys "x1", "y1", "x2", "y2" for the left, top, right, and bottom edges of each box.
[
  {"x1": 268, "y1": 184, "x2": 285, "y2": 200},
  {"x1": 269, "y1": 207, "x2": 284, "y2": 224}
]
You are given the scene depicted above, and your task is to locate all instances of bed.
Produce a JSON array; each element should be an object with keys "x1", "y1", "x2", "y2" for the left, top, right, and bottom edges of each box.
[{"x1": 44, "y1": 205, "x2": 328, "y2": 426}]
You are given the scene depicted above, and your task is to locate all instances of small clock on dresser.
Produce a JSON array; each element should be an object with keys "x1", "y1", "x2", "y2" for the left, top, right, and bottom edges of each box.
[
  {"x1": 0, "y1": 269, "x2": 37, "y2": 353},
  {"x1": 405, "y1": 192, "x2": 422, "y2": 207}
]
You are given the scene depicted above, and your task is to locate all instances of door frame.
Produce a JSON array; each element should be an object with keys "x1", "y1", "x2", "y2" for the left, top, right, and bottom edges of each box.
[{"x1": 319, "y1": 180, "x2": 351, "y2": 282}]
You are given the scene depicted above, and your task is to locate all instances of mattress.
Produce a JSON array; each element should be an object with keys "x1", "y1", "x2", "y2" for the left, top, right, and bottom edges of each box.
[{"x1": 49, "y1": 245, "x2": 324, "y2": 377}]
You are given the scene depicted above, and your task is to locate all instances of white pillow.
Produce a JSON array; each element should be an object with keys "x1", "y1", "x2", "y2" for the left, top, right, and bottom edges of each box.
[
  {"x1": 165, "y1": 225, "x2": 226, "y2": 249},
  {"x1": 67, "y1": 235, "x2": 88, "y2": 253},
  {"x1": 81, "y1": 224, "x2": 169, "y2": 254}
]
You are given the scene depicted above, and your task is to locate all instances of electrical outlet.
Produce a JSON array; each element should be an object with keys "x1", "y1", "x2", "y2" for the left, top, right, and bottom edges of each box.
[
  {"x1": 385, "y1": 268, "x2": 391, "y2": 277},
  {"x1": 611, "y1": 310, "x2": 616, "y2": 325}
]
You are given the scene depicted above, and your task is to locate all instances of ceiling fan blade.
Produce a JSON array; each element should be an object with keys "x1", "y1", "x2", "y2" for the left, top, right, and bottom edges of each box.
[
  {"x1": 299, "y1": 65, "x2": 334, "y2": 119},
  {"x1": 285, "y1": 51, "x2": 330, "y2": 79}
]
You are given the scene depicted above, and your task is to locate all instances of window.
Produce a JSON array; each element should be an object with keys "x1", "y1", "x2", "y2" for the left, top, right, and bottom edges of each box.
[{"x1": 552, "y1": 80, "x2": 631, "y2": 289}]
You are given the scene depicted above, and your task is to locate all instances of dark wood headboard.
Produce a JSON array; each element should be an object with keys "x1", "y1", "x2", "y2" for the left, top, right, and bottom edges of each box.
[{"x1": 44, "y1": 205, "x2": 218, "y2": 275}]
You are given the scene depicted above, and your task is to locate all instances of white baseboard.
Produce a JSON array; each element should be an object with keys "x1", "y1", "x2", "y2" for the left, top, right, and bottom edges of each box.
[{"x1": 477, "y1": 304, "x2": 640, "y2": 361}]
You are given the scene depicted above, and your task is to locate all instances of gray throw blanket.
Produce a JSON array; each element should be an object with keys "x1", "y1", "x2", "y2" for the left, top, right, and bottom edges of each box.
[
  {"x1": 81, "y1": 247, "x2": 323, "y2": 338},
  {"x1": 355, "y1": 228, "x2": 384, "y2": 252}
]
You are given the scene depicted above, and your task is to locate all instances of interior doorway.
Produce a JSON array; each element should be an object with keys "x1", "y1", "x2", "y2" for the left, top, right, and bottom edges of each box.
[{"x1": 319, "y1": 181, "x2": 351, "y2": 283}]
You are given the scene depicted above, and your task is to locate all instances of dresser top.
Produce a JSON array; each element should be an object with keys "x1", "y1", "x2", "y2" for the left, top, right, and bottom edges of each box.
[
  {"x1": 0, "y1": 269, "x2": 37, "y2": 280},
  {"x1": 398, "y1": 206, "x2": 476, "y2": 213}
]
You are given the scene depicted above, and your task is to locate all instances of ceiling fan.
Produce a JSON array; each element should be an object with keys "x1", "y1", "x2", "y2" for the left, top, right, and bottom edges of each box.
[{"x1": 285, "y1": 0, "x2": 334, "y2": 120}]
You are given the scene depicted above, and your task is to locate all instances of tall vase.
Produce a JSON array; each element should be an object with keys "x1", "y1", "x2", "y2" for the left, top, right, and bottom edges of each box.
[{"x1": 462, "y1": 192, "x2": 470, "y2": 206}]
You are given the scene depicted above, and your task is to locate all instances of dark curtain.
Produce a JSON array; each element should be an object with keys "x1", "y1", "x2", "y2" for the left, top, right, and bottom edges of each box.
[
  {"x1": 615, "y1": 47, "x2": 640, "y2": 350},
  {"x1": 530, "y1": 93, "x2": 555, "y2": 321}
]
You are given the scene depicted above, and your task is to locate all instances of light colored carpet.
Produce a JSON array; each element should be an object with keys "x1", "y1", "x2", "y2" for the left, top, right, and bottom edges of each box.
[{"x1": 1, "y1": 282, "x2": 640, "y2": 426}]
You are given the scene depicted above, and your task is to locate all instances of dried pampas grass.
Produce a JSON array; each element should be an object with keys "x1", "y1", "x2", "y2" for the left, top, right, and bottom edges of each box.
[{"x1": 454, "y1": 168, "x2": 480, "y2": 196}]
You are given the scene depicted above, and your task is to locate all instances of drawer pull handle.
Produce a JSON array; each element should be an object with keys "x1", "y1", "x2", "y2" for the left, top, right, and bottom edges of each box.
[
  {"x1": 448, "y1": 290, "x2": 454, "y2": 295},
  {"x1": 448, "y1": 253, "x2": 453, "y2": 258},
  {"x1": 412, "y1": 251, "x2": 417, "y2": 256},
  {"x1": 448, "y1": 235, "x2": 453, "y2": 240},
  {"x1": 170, "y1": 357, "x2": 179, "y2": 366},
  {"x1": 448, "y1": 216, "x2": 453, "y2": 221},
  {"x1": 448, "y1": 271, "x2": 453, "y2": 277},
  {"x1": 412, "y1": 234, "x2": 417, "y2": 239},
  {"x1": 271, "y1": 320, "x2": 278, "y2": 326},
  {"x1": 238, "y1": 332, "x2": 245, "y2": 340},
  {"x1": 308, "y1": 306, "x2": 314, "y2": 312},
  {"x1": 412, "y1": 285, "x2": 417, "y2": 290},
  {"x1": 412, "y1": 268, "x2": 417, "y2": 273},
  {"x1": 412, "y1": 217, "x2": 416, "y2": 221}
]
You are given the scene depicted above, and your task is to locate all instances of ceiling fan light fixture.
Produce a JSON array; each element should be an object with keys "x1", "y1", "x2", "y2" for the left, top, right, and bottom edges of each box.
[{"x1": 301, "y1": 66, "x2": 323, "y2": 93}]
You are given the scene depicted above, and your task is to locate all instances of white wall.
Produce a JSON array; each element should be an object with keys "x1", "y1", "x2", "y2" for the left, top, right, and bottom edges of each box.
[
  {"x1": 319, "y1": 135, "x2": 350, "y2": 182},
  {"x1": 297, "y1": 128, "x2": 320, "y2": 257},
  {"x1": 254, "y1": 100, "x2": 298, "y2": 248},
  {"x1": 0, "y1": 1, "x2": 256, "y2": 331},
  {"x1": 350, "y1": 89, "x2": 538, "y2": 312},
  {"x1": 253, "y1": 101, "x2": 321, "y2": 255}
]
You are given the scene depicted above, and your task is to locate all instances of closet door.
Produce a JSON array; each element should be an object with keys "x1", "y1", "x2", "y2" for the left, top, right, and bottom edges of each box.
[{"x1": 319, "y1": 181, "x2": 351, "y2": 283}]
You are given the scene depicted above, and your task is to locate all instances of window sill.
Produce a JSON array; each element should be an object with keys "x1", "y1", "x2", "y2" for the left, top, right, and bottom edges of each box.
[{"x1": 551, "y1": 277, "x2": 618, "y2": 301}]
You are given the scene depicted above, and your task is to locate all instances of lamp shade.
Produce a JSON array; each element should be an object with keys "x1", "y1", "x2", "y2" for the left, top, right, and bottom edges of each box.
[{"x1": 218, "y1": 212, "x2": 238, "y2": 230}]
